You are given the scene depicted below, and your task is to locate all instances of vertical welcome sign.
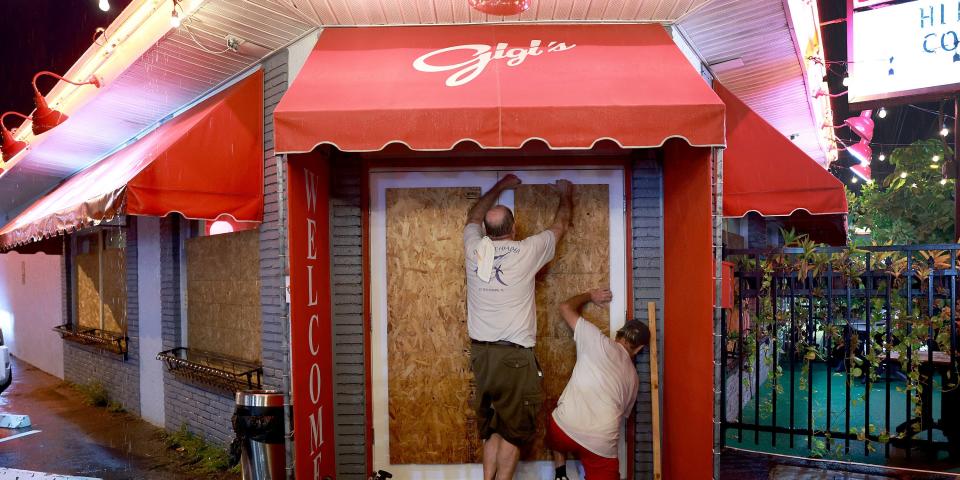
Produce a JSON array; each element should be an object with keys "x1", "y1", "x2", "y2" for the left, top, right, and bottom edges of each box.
[{"x1": 287, "y1": 155, "x2": 336, "y2": 479}]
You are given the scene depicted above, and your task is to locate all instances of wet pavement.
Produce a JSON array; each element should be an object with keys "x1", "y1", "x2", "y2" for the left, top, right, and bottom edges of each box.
[
  {"x1": 721, "y1": 447, "x2": 960, "y2": 479},
  {"x1": 0, "y1": 356, "x2": 237, "y2": 480}
]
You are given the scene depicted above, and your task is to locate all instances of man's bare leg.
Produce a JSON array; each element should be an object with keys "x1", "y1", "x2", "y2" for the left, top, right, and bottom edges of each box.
[
  {"x1": 495, "y1": 437, "x2": 521, "y2": 480},
  {"x1": 483, "y1": 434, "x2": 501, "y2": 480}
]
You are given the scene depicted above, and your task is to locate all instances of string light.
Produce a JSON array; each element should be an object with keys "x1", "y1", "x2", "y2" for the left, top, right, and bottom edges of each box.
[
  {"x1": 942, "y1": 126, "x2": 950, "y2": 137},
  {"x1": 933, "y1": 155, "x2": 940, "y2": 162},
  {"x1": 842, "y1": 76, "x2": 850, "y2": 87},
  {"x1": 878, "y1": 107, "x2": 887, "y2": 119},
  {"x1": 98, "y1": 0, "x2": 110, "y2": 11},
  {"x1": 851, "y1": 177, "x2": 858, "y2": 183},
  {"x1": 878, "y1": 153, "x2": 886, "y2": 161},
  {"x1": 942, "y1": 179, "x2": 949, "y2": 185},
  {"x1": 900, "y1": 172, "x2": 908, "y2": 178}
]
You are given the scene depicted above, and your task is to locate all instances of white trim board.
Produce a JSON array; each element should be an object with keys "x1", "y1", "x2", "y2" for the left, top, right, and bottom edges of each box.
[{"x1": 369, "y1": 167, "x2": 627, "y2": 479}]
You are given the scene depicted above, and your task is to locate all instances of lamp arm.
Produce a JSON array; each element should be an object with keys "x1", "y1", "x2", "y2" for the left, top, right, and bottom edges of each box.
[
  {"x1": 0, "y1": 112, "x2": 30, "y2": 130},
  {"x1": 31, "y1": 71, "x2": 101, "y2": 94}
]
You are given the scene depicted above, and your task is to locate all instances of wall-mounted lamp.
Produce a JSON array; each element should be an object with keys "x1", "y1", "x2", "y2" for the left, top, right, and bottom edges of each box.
[
  {"x1": 31, "y1": 71, "x2": 102, "y2": 135},
  {"x1": 1, "y1": 112, "x2": 30, "y2": 162},
  {"x1": 844, "y1": 110, "x2": 874, "y2": 142}
]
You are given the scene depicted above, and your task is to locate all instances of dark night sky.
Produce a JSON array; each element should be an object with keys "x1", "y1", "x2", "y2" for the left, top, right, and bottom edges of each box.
[
  {"x1": 0, "y1": 0, "x2": 134, "y2": 128},
  {"x1": 818, "y1": 0, "x2": 952, "y2": 189}
]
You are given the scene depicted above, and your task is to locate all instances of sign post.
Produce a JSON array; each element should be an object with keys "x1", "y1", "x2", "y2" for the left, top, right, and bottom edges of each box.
[{"x1": 287, "y1": 155, "x2": 336, "y2": 479}]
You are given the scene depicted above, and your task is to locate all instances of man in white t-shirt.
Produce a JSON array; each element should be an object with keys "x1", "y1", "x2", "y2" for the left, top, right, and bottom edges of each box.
[
  {"x1": 464, "y1": 173, "x2": 573, "y2": 480},
  {"x1": 548, "y1": 289, "x2": 649, "y2": 480}
]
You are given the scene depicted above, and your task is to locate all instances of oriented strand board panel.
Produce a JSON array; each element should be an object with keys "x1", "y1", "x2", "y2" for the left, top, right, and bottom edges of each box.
[
  {"x1": 385, "y1": 187, "x2": 481, "y2": 464},
  {"x1": 75, "y1": 251, "x2": 101, "y2": 330},
  {"x1": 515, "y1": 184, "x2": 610, "y2": 460},
  {"x1": 186, "y1": 229, "x2": 262, "y2": 362},
  {"x1": 100, "y1": 247, "x2": 126, "y2": 334}
]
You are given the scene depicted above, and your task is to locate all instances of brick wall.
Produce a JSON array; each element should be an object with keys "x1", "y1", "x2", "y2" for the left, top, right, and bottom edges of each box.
[
  {"x1": 62, "y1": 216, "x2": 141, "y2": 414},
  {"x1": 329, "y1": 157, "x2": 367, "y2": 478},
  {"x1": 631, "y1": 157, "x2": 665, "y2": 480}
]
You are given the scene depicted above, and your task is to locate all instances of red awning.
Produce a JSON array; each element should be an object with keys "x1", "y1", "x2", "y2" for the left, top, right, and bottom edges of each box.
[
  {"x1": 717, "y1": 82, "x2": 848, "y2": 218},
  {"x1": 274, "y1": 24, "x2": 725, "y2": 153},
  {"x1": 0, "y1": 70, "x2": 263, "y2": 249}
]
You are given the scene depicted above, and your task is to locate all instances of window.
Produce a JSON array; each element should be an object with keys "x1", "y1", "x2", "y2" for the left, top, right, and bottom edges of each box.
[{"x1": 74, "y1": 228, "x2": 127, "y2": 334}]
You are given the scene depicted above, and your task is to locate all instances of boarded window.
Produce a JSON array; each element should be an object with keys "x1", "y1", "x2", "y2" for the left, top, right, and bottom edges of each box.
[
  {"x1": 185, "y1": 229, "x2": 262, "y2": 362},
  {"x1": 74, "y1": 228, "x2": 127, "y2": 334}
]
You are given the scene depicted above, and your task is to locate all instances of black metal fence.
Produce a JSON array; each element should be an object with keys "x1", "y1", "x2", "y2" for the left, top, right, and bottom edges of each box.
[{"x1": 721, "y1": 243, "x2": 960, "y2": 465}]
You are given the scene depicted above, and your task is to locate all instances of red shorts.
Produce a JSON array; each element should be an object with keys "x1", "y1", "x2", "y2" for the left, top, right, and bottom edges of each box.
[{"x1": 546, "y1": 415, "x2": 619, "y2": 480}]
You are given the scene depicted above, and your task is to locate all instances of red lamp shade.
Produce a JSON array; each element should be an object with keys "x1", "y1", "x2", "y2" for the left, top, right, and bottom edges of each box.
[
  {"x1": 851, "y1": 163, "x2": 872, "y2": 181},
  {"x1": 468, "y1": 0, "x2": 530, "y2": 15},
  {"x1": 846, "y1": 139, "x2": 872, "y2": 165},
  {"x1": 30, "y1": 71, "x2": 101, "y2": 135},
  {"x1": 844, "y1": 110, "x2": 874, "y2": 142},
  {"x1": 1, "y1": 112, "x2": 29, "y2": 162}
]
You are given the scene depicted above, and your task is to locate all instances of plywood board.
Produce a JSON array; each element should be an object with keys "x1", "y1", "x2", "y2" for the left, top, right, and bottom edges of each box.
[
  {"x1": 384, "y1": 183, "x2": 610, "y2": 464},
  {"x1": 515, "y1": 184, "x2": 610, "y2": 460},
  {"x1": 385, "y1": 187, "x2": 481, "y2": 465},
  {"x1": 75, "y1": 251, "x2": 100, "y2": 330},
  {"x1": 100, "y1": 247, "x2": 126, "y2": 334},
  {"x1": 186, "y1": 229, "x2": 262, "y2": 362}
]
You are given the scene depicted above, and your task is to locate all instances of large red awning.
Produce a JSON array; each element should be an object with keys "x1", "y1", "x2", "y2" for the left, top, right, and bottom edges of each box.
[
  {"x1": 274, "y1": 24, "x2": 725, "y2": 153},
  {"x1": 717, "y1": 82, "x2": 848, "y2": 218},
  {"x1": 0, "y1": 70, "x2": 263, "y2": 249}
]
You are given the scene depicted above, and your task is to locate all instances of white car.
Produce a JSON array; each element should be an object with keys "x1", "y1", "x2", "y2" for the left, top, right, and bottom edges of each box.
[{"x1": 0, "y1": 329, "x2": 10, "y2": 394}]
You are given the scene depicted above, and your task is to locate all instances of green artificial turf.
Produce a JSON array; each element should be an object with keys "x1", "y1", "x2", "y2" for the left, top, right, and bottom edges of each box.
[{"x1": 724, "y1": 361, "x2": 957, "y2": 471}]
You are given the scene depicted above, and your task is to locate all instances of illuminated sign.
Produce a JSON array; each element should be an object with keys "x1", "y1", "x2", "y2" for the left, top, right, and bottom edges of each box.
[{"x1": 848, "y1": 0, "x2": 960, "y2": 105}]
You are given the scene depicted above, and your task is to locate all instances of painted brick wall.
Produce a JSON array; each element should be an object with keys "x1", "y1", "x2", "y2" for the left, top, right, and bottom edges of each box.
[
  {"x1": 632, "y1": 157, "x2": 665, "y2": 480},
  {"x1": 259, "y1": 52, "x2": 290, "y2": 392},
  {"x1": 63, "y1": 217, "x2": 141, "y2": 415},
  {"x1": 329, "y1": 157, "x2": 367, "y2": 478}
]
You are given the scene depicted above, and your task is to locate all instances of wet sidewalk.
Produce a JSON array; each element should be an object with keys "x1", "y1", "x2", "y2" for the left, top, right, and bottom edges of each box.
[{"x1": 0, "y1": 356, "x2": 236, "y2": 480}]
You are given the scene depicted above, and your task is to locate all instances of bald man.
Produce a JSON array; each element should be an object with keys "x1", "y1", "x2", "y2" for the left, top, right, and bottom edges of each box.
[{"x1": 464, "y1": 174, "x2": 573, "y2": 480}]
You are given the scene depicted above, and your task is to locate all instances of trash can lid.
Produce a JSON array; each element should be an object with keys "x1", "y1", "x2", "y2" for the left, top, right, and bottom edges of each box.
[{"x1": 236, "y1": 389, "x2": 285, "y2": 407}]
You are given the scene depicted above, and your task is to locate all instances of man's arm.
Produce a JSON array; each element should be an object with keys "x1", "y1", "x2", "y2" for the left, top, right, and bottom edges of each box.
[
  {"x1": 547, "y1": 179, "x2": 573, "y2": 241},
  {"x1": 559, "y1": 288, "x2": 613, "y2": 331},
  {"x1": 466, "y1": 174, "x2": 521, "y2": 225}
]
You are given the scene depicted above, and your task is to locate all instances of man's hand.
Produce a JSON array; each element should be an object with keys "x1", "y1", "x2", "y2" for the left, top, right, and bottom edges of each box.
[
  {"x1": 466, "y1": 174, "x2": 522, "y2": 225},
  {"x1": 589, "y1": 288, "x2": 613, "y2": 305},
  {"x1": 497, "y1": 174, "x2": 522, "y2": 190},
  {"x1": 560, "y1": 287, "x2": 611, "y2": 330}
]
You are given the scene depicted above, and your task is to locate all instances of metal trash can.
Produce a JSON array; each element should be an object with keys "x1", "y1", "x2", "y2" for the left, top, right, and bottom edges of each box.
[{"x1": 233, "y1": 390, "x2": 286, "y2": 480}]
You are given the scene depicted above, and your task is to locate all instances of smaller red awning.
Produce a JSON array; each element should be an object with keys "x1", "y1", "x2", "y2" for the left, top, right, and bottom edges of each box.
[
  {"x1": 0, "y1": 70, "x2": 264, "y2": 249},
  {"x1": 717, "y1": 82, "x2": 848, "y2": 218},
  {"x1": 274, "y1": 23, "x2": 725, "y2": 153}
]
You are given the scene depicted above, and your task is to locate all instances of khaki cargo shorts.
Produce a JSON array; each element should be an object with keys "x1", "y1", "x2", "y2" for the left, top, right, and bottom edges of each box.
[{"x1": 470, "y1": 341, "x2": 544, "y2": 446}]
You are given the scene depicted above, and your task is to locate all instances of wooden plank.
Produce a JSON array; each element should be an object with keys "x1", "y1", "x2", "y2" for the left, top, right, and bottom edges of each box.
[
  {"x1": 186, "y1": 229, "x2": 262, "y2": 362},
  {"x1": 385, "y1": 187, "x2": 481, "y2": 464},
  {"x1": 515, "y1": 184, "x2": 609, "y2": 460},
  {"x1": 648, "y1": 301, "x2": 662, "y2": 480}
]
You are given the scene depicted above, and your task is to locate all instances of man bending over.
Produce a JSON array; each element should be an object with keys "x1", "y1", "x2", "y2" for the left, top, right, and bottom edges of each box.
[
  {"x1": 464, "y1": 174, "x2": 573, "y2": 480},
  {"x1": 548, "y1": 289, "x2": 649, "y2": 480}
]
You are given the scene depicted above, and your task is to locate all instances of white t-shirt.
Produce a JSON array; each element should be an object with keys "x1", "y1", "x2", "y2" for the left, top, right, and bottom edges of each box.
[
  {"x1": 463, "y1": 223, "x2": 556, "y2": 347},
  {"x1": 552, "y1": 318, "x2": 640, "y2": 458}
]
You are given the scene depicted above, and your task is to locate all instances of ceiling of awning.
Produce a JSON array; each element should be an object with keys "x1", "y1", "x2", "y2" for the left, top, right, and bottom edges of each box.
[
  {"x1": 677, "y1": 0, "x2": 830, "y2": 166},
  {"x1": 272, "y1": 0, "x2": 716, "y2": 24},
  {"x1": 0, "y1": 0, "x2": 313, "y2": 223}
]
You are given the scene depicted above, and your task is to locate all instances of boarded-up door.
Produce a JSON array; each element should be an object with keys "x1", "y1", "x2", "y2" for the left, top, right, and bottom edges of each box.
[{"x1": 371, "y1": 169, "x2": 626, "y2": 479}]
